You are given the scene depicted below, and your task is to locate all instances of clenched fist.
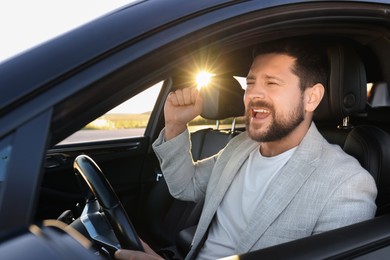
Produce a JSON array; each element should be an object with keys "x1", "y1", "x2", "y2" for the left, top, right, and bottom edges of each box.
[{"x1": 164, "y1": 87, "x2": 203, "y2": 140}]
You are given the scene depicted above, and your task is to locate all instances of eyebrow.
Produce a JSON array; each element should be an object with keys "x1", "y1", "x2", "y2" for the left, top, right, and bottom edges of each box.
[
  {"x1": 246, "y1": 74, "x2": 284, "y2": 83},
  {"x1": 246, "y1": 75, "x2": 256, "y2": 81},
  {"x1": 264, "y1": 74, "x2": 284, "y2": 83}
]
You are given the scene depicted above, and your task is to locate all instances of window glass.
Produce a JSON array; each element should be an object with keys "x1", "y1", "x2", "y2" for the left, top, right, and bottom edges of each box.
[
  {"x1": 367, "y1": 82, "x2": 390, "y2": 107},
  {"x1": 234, "y1": 76, "x2": 247, "y2": 90},
  {"x1": 60, "y1": 82, "x2": 163, "y2": 144},
  {"x1": 0, "y1": 134, "x2": 13, "y2": 186}
]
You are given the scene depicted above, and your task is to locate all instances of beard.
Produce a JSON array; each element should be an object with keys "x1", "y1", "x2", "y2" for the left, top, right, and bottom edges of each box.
[{"x1": 245, "y1": 98, "x2": 305, "y2": 142}]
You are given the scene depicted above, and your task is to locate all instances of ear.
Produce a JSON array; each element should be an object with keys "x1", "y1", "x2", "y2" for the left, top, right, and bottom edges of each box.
[{"x1": 304, "y1": 83, "x2": 325, "y2": 112}]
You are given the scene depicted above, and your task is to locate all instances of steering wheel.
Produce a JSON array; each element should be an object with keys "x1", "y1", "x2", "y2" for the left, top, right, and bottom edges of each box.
[{"x1": 73, "y1": 154, "x2": 144, "y2": 256}]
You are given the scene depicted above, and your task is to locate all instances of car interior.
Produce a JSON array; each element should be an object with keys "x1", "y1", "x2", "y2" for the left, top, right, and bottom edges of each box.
[
  {"x1": 36, "y1": 39, "x2": 390, "y2": 259},
  {"x1": 141, "y1": 42, "x2": 390, "y2": 259},
  {"x1": 21, "y1": 3, "x2": 390, "y2": 258}
]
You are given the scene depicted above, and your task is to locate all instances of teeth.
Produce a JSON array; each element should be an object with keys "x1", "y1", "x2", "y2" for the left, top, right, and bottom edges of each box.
[{"x1": 253, "y1": 109, "x2": 269, "y2": 113}]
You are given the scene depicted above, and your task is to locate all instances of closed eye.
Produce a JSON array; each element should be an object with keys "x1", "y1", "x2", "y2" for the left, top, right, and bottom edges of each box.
[
  {"x1": 267, "y1": 81, "x2": 279, "y2": 86},
  {"x1": 246, "y1": 79, "x2": 255, "y2": 89},
  {"x1": 264, "y1": 74, "x2": 284, "y2": 86}
]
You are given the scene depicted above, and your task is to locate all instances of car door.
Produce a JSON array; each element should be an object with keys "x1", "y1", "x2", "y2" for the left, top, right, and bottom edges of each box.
[{"x1": 37, "y1": 80, "x2": 169, "y2": 229}]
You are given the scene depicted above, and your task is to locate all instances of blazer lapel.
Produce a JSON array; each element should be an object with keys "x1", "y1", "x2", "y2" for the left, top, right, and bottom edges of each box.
[
  {"x1": 236, "y1": 123, "x2": 323, "y2": 252},
  {"x1": 190, "y1": 134, "x2": 258, "y2": 253},
  {"x1": 235, "y1": 155, "x2": 315, "y2": 252}
]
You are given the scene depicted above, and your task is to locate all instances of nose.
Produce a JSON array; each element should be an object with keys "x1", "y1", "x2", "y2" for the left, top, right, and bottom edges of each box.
[{"x1": 245, "y1": 84, "x2": 266, "y2": 100}]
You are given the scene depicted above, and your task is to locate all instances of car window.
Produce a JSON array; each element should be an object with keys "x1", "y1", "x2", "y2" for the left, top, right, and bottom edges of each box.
[
  {"x1": 367, "y1": 82, "x2": 390, "y2": 107},
  {"x1": 0, "y1": 134, "x2": 13, "y2": 195},
  {"x1": 0, "y1": 134, "x2": 13, "y2": 190},
  {"x1": 60, "y1": 82, "x2": 163, "y2": 144}
]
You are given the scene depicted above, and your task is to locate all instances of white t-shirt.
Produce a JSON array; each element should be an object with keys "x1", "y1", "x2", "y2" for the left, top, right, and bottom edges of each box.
[{"x1": 197, "y1": 145, "x2": 297, "y2": 259}]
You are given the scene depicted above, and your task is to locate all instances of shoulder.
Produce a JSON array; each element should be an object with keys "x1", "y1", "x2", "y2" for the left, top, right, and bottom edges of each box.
[
  {"x1": 296, "y1": 124, "x2": 376, "y2": 191},
  {"x1": 306, "y1": 139, "x2": 377, "y2": 203},
  {"x1": 223, "y1": 131, "x2": 256, "y2": 153}
]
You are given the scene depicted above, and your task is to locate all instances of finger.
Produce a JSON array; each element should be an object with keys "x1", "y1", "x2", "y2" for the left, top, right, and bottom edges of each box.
[
  {"x1": 190, "y1": 88, "x2": 199, "y2": 104},
  {"x1": 182, "y1": 87, "x2": 193, "y2": 105},
  {"x1": 114, "y1": 249, "x2": 163, "y2": 260},
  {"x1": 167, "y1": 92, "x2": 179, "y2": 106},
  {"x1": 175, "y1": 89, "x2": 185, "y2": 106},
  {"x1": 194, "y1": 88, "x2": 204, "y2": 113},
  {"x1": 114, "y1": 249, "x2": 135, "y2": 260}
]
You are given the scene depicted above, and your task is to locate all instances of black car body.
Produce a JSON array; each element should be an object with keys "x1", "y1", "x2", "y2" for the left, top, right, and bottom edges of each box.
[{"x1": 1, "y1": 0, "x2": 390, "y2": 259}]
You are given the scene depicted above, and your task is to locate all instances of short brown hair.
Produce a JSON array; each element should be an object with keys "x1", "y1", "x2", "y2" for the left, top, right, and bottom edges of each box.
[{"x1": 253, "y1": 37, "x2": 329, "y2": 92}]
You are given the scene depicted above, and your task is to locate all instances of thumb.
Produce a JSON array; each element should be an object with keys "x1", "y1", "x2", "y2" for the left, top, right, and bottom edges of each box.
[
  {"x1": 193, "y1": 87, "x2": 204, "y2": 114},
  {"x1": 114, "y1": 249, "x2": 162, "y2": 260}
]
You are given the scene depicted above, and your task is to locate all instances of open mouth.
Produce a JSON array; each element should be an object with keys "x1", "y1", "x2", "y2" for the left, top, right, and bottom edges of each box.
[{"x1": 252, "y1": 108, "x2": 271, "y2": 119}]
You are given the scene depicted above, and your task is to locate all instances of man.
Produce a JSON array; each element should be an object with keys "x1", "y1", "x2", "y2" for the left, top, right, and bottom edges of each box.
[{"x1": 115, "y1": 39, "x2": 377, "y2": 259}]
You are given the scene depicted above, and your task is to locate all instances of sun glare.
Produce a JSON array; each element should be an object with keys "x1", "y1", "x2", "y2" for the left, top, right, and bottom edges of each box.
[{"x1": 196, "y1": 71, "x2": 215, "y2": 90}]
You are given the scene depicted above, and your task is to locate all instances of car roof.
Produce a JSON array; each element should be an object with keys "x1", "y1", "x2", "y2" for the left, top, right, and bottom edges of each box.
[
  {"x1": 0, "y1": 0, "x2": 389, "y2": 144},
  {"x1": 0, "y1": 0, "x2": 388, "y2": 113}
]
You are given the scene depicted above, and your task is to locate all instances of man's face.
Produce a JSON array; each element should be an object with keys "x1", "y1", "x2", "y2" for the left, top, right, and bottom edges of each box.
[{"x1": 244, "y1": 53, "x2": 305, "y2": 142}]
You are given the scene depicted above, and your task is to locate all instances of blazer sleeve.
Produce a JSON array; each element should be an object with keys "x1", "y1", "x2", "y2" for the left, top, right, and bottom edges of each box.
[
  {"x1": 312, "y1": 171, "x2": 377, "y2": 235},
  {"x1": 152, "y1": 128, "x2": 218, "y2": 202}
]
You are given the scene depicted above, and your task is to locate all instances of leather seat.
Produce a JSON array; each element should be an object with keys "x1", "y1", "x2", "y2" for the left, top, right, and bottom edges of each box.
[
  {"x1": 366, "y1": 105, "x2": 390, "y2": 135},
  {"x1": 315, "y1": 43, "x2": 368, "y2": 146},
  {"x1": 343, "y1": 126, "x2": 390, "y2": 216},
  {"x1": 315, "y1": 43, "x2": 390, "y2": 216}
]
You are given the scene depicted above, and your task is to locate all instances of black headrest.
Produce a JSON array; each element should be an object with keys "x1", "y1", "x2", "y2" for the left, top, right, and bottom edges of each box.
[
  {"x1": 201, "y1": 76, "x2": 245, "y2": 120},
  {"x1": 315, "y1": 44, "x2": 367, "y2": 121}
]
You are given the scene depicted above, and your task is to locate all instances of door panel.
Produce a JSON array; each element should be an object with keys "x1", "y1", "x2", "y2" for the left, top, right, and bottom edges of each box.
[
  {"x1": 36, "y1": 136, "x2": 160, "y2": 229},
  {"x1": 36, "y1": 80, "x2": 165, "y2": 226}
]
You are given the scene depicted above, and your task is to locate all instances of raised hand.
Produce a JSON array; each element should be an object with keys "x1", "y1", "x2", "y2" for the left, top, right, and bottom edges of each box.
[{"x1": 164, "y1": 87, "x2": 203, "y2": 140}]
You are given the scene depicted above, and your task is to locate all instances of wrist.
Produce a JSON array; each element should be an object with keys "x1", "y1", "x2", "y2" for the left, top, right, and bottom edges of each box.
[{"x1": 164, "y1": 122, "x2": 187, "y2": 141}]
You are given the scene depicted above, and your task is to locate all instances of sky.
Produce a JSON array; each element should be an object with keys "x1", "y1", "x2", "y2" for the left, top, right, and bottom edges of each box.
[
  {"x1": 0, "y1": 1, "x2": 244, "y2": 115},
  {"x1": 0, "y1": 0, "x2": 136, "y2": 62},
  {"x1": 0, "y1": 0, "x2": 163, "y2": 114}
]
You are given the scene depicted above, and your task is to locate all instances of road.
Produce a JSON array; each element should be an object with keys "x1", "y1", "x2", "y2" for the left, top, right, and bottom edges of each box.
[{"x1": 59, "y1": 129, "x2": 145, "y2": 144}]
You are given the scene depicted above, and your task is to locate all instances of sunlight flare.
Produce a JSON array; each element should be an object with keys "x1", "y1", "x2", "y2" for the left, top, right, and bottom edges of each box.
[{"x1": 196, "y1": 71, "x2": 215, "y2": 90}]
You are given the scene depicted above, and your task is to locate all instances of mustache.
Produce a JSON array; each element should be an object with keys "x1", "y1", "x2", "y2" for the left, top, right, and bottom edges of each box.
[{"x1": 247, "y1": 99, "x2": 273, "y2": 110}]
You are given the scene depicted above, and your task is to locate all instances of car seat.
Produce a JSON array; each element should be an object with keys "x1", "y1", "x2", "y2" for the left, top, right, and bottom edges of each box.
[{"x1": 315, "y1": 43, "x2": 390, "y2": 216}]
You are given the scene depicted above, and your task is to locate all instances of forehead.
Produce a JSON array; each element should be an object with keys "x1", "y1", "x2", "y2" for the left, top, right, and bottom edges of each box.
[{"x1": 248, "y1": 53, "x2": 296, "y2": 77}]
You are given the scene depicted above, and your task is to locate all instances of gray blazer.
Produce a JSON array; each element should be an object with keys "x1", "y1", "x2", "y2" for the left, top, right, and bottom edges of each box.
[{"x1": 152, "y1": 123, "x2": 377, "y2": 259}]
